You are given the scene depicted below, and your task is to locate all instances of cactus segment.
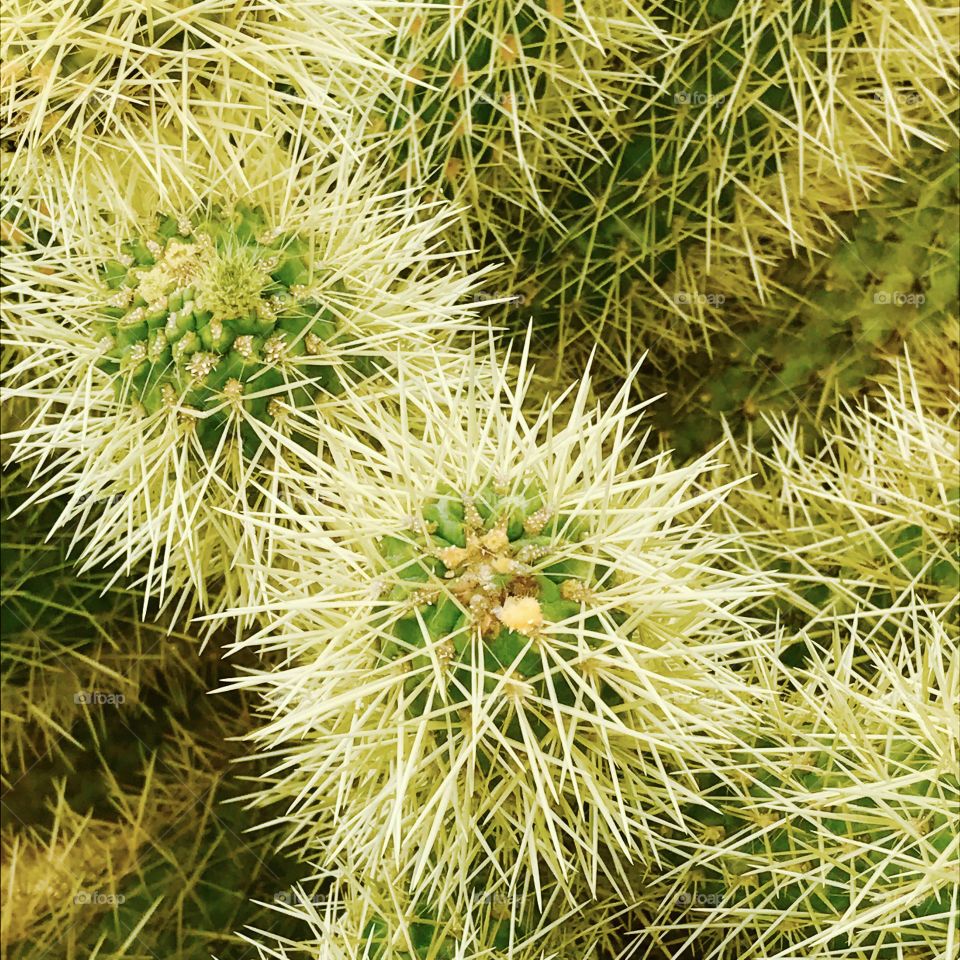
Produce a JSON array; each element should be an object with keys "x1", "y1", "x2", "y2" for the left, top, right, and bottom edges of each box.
[
  {"x1": 378, "y1": 481, "x2": 620, "y2": 745},
  {"x1": 94, "y1": 206, "x2": 375, "y2": 455}
]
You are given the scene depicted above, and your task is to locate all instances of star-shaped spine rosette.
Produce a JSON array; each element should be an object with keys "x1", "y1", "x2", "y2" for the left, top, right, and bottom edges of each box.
[
  {"x1": 220, "y1": 341, "x2": 777, "y2": 902},
  {"x1": 94, "y1": 205, "x2": 386, "y2": 457},
  {"x1": 0, "y1": 160, "x2": 487, "y2": 619}
]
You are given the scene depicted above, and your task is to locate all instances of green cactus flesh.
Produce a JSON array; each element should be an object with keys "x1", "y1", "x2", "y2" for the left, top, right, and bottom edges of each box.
[
  {"x1": 95, "y1": 206, "x2": 372, "y2": 455},
  {"x1": 81, "y1": 781, "x2": 307, "y2": 957},
  {"x1": 768, "y1": 483, "x2": 960, "y2": 668},
  {"x1": 378, "y1": 482, "x2": 622, "y2": 739},
  {"x1": 0, "y1": 474, "x2": 126, "y2": 691},
  {"x1": 377, "y1": 7, "x2": 555, "y2": 183}
]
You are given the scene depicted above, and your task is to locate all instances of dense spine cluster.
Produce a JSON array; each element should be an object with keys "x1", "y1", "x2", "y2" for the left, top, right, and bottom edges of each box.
[
  {"x1": 0, "y1": 1, "x2": 957, "y2": 958},
  {"x1": 629, "y1": 615, "x2": 959, "y2": 959},
  {"x1": 95, "y1": 206, "x2": 373, "y2": 454}
]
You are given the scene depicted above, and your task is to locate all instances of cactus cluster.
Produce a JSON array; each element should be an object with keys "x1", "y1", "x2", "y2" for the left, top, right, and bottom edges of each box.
[
  {"x1": 379, "y1": 480, "x2": 616, "y2": 727},
  {"x1": 246, "y1": 870, "x2": 620, "y2": 959},
  {"x1": 221, "y1": 347, "x2": 775, "y2": 903},
  {"x1": 706, "y1": 359, "x2": 959, "y2": 663},
  {"x1": 485, "y1": 3, "x2": 959, "y2": 378},
  {"x1": 0, "y1": 138, "x2": 486, "y2": 614},
  {"x1": 1, "y1": 642, "x2": 310, "y2": 958},
  {"x1": 0, "y1": 0, "x2": 385, "y2": 201},
  {"x1": 365, "y1": 0, "x2": 648, "y2": 247},
  {"x1": 0, "y1": 465, "x2": 183, "y2": 775},
  {"x1": 653, "y1": 141, "x2": 960, "y2": 457},
  {"x1": 1, "y1": 1, "x2": 958, "y2": 958},
  {"x1": 629, "y1": 614, "x2": 958, "y2": 959}
]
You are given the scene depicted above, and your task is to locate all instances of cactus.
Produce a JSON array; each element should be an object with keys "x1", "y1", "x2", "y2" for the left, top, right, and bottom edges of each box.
[
  {"x1": 94, "y1": 204, "x2": 383, "y2": 457},
  {"x1": 364, "y1": 0, "x2": 650, "y2": 252},
  {"x1": 369, "y1": 0, "x2": 958, "y2": 271},
  {"x1": 488, "y1": 3, "x2": 958, "y2": 378},
  {"x1": 705, "y1": 356, "x2": 959, "y2": 663},
  {"x1": 0, "y1": 139, "x2": 485, "y2": 615},
  {"x1": 653, "y1": 140, "x2": 960, "y2": 459},
  {"x1": 221, "y1": 343, "x2": 775, "y2": 902},
  {"x1": 629, "y1": 613, "x2": 958, "y2": 960},
  {"x1": 0, "y1": 0, "x2": 387, "y2": 201},
  {"x1": 0, "y1": 465, "x2": 186, "y2": 777},
  {"x1": 1, "y1": 609, "x2": 308, "y2": 959},
  {"x1": 378, "y1": 478, "x2": 626, "y2": 738},
  {"x1": 0, "y1": 784, "x2": 148, "y2": 951}
]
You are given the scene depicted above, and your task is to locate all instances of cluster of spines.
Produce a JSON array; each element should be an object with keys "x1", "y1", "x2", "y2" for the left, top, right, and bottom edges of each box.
[
  {"x1": 94, "y1": 205, "x2": 375, "y2": 453},
  {"x1": 653, "y1": 140, "x2": 960, "y2": 458},
  {"x1": 1, "y1": 612, "x2": 308, "y2": 958},
  {"x1": 379, "y1": 481, "x2": 622, "y2": 734},
  {"x1": 629, "y1": 615, "x2": 958, "y2": 960},
  {"x1": 1, "y1": 1, "x2": 958, "y2": 957},
  {"x1": 489, "y1": 2, "x2": 959, "y2": 383}
]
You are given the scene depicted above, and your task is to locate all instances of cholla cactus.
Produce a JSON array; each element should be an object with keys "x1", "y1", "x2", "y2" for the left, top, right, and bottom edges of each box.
[
  {"x1": 627, "y1": 609, "x2": 959, "y2": 960},
  {"x1": 364, "y1": 0, "x2": 658, "y2": 250},
  {"x1": 0, "y1": 0, "x2": 393, "y2": 201},
  {"x1": 222, "y1": 341, "x2": 775, "y2": 902},
  {"x1": 711, "y1": 356, "x2": 958, "y2": 652},
  {"x1": 0, "y1": 465, "x2": 190, "y2": 778},
  {"x1": 0, "y1": 782, "x2": 147, "y2": 951},
  {"x1": 494, "y1": 2, "x2": 959, "y2": 373},
  {"x1": 1, "y1": 142, "x2": 485, "y2": 616},
  {"x1": 93, "y1": 204, "x2": 394, "y2": 455},
  {"x1": 67, "y1": 705, "x2": 309, "y2": 958},
  {"x1": 2, "y1": 632, "x2": 308, "y2": 959},
  {"x1": 651, "y1": 141, "x2": 960, "y2": 458},
  {"x1": 241, "y1": 866, "x2": 621, "y2": 959}
]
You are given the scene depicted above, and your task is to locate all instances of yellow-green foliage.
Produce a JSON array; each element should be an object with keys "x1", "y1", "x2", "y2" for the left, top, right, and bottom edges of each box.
[
  {"x1": 242, "y1": 869, "x2": 622, "y2": 960},
  {"x1": 0, "y1": 466, "x2": 187, "y2": 778},
  {"x1": 0, "y1": 0, "x2": 387, "y2": 199},
  {"x1": 650, "y1": 140, "x2": 960, "y2": 458}
]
